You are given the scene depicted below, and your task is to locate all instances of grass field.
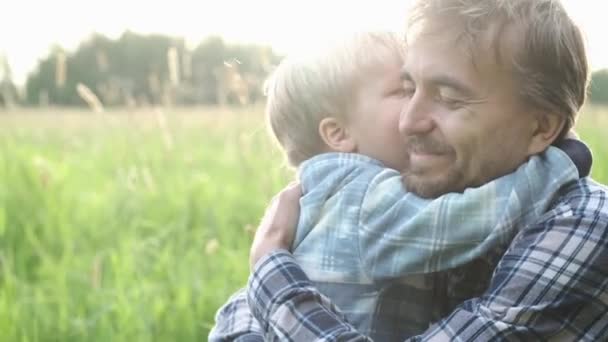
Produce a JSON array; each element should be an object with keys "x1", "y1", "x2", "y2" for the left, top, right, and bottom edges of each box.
[{"x1": 0, "y1": 105, "x2": 606, "y2": 341}]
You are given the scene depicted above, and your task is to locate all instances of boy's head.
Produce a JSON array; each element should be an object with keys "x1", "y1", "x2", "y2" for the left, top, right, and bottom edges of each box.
[{"x1": 265, "y1": 31, "x2": 409, "y2": 170}]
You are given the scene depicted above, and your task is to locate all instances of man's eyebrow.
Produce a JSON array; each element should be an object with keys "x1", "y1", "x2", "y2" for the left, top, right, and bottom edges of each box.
[
  {"x1": 429, "y1": 75, "x2": 476, "y2": 98},
  {"x1": 400, "y1": 70, "x2": 477, "y2": 98}
]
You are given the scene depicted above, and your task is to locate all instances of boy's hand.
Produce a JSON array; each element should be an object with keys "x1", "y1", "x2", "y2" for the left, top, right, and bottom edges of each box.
[{"x1": 249, "y1": 182, "x2": 302, "y2": 270}]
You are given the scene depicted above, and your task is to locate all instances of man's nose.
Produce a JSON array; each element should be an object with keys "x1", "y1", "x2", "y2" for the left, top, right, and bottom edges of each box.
[{"x1": 399, "y1": 94, "x2": 435, "y2": 136}]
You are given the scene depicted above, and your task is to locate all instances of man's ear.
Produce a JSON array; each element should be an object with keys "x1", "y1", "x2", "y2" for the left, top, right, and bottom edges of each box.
[
  {"x1": 527, "y1": 113, "x2": 566, "y2": 155},
  {"x1": 318, "y1": 117, "x2": 357, "y2": 153}
]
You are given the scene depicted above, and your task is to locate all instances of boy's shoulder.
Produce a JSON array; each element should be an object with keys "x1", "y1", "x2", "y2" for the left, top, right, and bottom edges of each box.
[
  {"x1": 298, "y1": 153, "x2": 396, "y2": 192},
  {"x1": 299, "y1": 152, "x2": 386, "y2": 171}
]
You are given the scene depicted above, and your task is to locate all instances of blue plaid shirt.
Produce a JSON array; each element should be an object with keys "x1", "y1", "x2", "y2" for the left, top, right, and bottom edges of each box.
[
  {"x1": 209, "y1": 147, "x2": 596, "y2": 341},
  {"x1": 248, "y1": 184, "x2": 608, "y2": 340},
  {"x1": 245, "y1": 176, "x2": 608, "y2": 341}
]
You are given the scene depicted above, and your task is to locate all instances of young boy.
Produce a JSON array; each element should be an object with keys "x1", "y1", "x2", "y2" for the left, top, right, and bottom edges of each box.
[{"x1": 210, "y1": 31, "x2": 591, "y2": 341}]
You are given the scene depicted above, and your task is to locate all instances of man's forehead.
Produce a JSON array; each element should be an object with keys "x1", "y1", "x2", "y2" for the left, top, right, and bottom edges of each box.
[
  {"x1": 403, "y1": 36, "x2": 471, "y2": 80},
  {"x1": 407, "y1": 19, "x2": 518, "y2": 71},
  {"x1": 403, "y1": 28, "x2": 512, "y2": 88}
]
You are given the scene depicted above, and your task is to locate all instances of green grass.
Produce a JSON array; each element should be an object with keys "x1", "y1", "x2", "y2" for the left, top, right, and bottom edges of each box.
[
  {"x1": 0, "y1": 105, "x2": 606, "y2": 341},
  {"x1": 0, "y1": 107, "x2": 291, "y2": 341}
]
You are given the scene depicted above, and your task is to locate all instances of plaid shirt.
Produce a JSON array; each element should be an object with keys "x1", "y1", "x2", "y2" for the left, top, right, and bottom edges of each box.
[
  {"x1": 244, "y1": 176, "x2": 608, "y2": 341},
  {"x1": 210, "y1": 148, "x2": 588, "y2": 341}
]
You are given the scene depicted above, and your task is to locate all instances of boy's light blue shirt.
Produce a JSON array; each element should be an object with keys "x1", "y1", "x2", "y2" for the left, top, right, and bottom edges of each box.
[{"x1": 292, "y1": 146, "x2": 578, "y2": 341}]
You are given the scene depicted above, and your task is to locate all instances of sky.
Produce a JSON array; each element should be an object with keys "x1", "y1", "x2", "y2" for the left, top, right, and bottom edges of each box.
[{"x1": 1, "y1": 0, "x2": 607, "y2": 85}]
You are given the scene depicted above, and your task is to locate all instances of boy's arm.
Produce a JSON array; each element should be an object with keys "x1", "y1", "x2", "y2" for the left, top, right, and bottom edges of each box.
[
  {"x1": 208, "y1": 288, "x2": 264, "y2": 342},
  {"x1": 358, "y1": 146, "x2": 579, "y2": 279}
]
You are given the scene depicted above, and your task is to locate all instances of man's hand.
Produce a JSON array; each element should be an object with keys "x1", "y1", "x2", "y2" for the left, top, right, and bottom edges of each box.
[{"x1": 249, "y1": 182, "x2": 302, "y2": 270}]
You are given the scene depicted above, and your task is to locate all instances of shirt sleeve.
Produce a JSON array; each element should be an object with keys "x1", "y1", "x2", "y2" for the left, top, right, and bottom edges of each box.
[
  {"x1": 411, "y1": 191, "x2": 608, "y2": 341},
  {"x1": 208, "y1": 288, "x2": 265, "y2": 342},
  {"x1": 247, "y1": 250, "x2": 372, "y2": 342},
  {"x1": 358, "y1": 147, "x2": 578, "y2": 279},
  {"x1": 248, "y1": 194, "x2": 608, "y2": 341}
]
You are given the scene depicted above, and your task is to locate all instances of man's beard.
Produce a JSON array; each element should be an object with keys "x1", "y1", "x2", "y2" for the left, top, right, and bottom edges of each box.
[
  {"x1": 401, "y1": 135, "x2": 463, "y2": 198},
  {"x1": 402, "y1": 165, "x2": 466, "y2": 199},
  {"x1": 405, "y1": 135, "x2": 454, "y2": 155}
]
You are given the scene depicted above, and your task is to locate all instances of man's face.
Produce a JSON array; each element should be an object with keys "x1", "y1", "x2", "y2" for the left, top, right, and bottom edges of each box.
[
  {"x1": 399, "y1": 29, "x2": 540, "y2": 198},
  {"x1": 348, "y1": 56, "x2": 409, "y2": 171}
]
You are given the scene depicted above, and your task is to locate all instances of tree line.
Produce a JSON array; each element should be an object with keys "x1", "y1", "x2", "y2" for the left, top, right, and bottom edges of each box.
[
  {"x1": 1, "y1": 33, "x2": 608, "y2": 107},
  {"x1": 2, "y1": 32, "x2": 282, "y2": 108}
]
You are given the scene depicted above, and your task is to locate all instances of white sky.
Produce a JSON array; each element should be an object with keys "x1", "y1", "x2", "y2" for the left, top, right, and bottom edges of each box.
[{"x1": 1, "y1": 0, "x2": 607, "y2": 85}]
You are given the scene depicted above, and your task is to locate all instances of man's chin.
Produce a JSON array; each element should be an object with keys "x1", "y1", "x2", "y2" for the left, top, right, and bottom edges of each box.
[
  {"x1": 402, "y1": 172, "x2": 464, "y2": 199},
  {"x1": 403, "y1": 182, "x2": 449, "y2": 199}
]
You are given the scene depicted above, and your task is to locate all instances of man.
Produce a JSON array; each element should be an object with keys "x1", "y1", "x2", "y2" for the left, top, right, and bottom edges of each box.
[{"x1": 213, "y1": 0, "x2": 608, "y2": 340}]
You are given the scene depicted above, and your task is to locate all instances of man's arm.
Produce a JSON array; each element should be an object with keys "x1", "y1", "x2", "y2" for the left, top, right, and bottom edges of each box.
[
  {"x1": 248, "y1": 181, "x2": 608, "y2": 341},
  {"x1": 208, "y1": 288, "x2": 264, "y2": 342},
  {"x1": 248, "y1": 251, "x2": 370, "y2": 341},
  {"x1": 209, "y1": 183, "x2": 302, "y2": 342}
]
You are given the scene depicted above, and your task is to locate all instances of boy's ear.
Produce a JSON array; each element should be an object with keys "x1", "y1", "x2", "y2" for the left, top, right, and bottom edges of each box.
[
  {"x1": 319, "y1": 117, "x2": 357, "y2": 153},
  {"x1": 527, "y1": 112, "x2": 566, "y2": 155}
]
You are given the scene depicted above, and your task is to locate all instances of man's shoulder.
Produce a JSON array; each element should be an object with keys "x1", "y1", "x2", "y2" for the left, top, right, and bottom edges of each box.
[
  {"x1": 442, "y1": 178, "x2": 608, "y2": 319},
  {"x1": 527, "y1": 177, "x2": 608, "y2": 239},
  {"x1": 553, "y1": 177, "x2": 608, "y2": 218}
]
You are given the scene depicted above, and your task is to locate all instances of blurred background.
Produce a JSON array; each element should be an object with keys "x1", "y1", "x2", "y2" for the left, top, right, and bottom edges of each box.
[{"x1": 0, "y1": 1, "x2": 607, "y2": 341}]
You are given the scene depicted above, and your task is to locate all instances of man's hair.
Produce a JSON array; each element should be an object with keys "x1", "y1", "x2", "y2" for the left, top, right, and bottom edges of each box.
[
  {"x1": 264, "y1": 31, "x2": 404, "y2": 167},
  {"x1": 408, "y1": 0, "x2": 589, "y2": 138}
]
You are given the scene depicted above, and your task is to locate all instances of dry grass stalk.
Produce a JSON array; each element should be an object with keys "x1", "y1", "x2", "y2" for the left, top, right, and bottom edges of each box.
[
  {"x1": 154, "y1": 108, "x2": 174, "y2": 150},
  {"x1": 55, "y1": 52, "x2": 67, "y2": 88},
  {"x1": 90, "y1": 254, "x2": 103, "y2": 289},
  {"x1": 167, "y1": 47, "x2": 180, "y2": 87},
  {"x1": 214, "y1": 60, "x2": 250, "y2": 106},
  {"x1": 76, "y1": 83, "x2": 104, "y2": 113},
  {"x1": 205, "y1": 239, "x2": 220, "y2": 255}
]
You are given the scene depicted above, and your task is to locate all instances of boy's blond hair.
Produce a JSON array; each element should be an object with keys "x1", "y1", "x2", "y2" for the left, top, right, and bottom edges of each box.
[{"x1": 265, "y1": 31, "x2": 405, "y2": 167}]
